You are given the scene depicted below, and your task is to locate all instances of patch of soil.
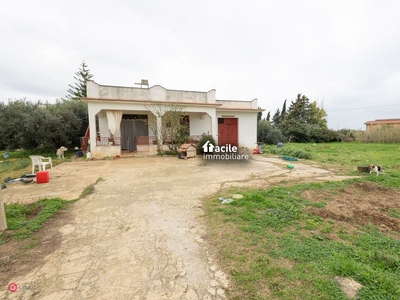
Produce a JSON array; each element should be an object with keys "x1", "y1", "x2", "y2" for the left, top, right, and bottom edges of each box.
[
  {"x1": 26, "y1": 205, "x2": 42, "y2": 220},
  {"x1": 0, "y1": 208, "x2": 73, "y2": 287},
  {"x1": 302, "y1": 182, "x2": 400, "y2": 236}
]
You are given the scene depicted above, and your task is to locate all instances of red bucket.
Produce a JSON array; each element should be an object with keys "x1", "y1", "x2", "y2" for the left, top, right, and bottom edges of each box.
[{"x1": 36, "y1": 170, "x2": 49, "y2": 184}]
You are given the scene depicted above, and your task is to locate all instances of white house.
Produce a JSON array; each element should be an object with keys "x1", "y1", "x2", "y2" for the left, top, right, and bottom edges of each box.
[{"x1": 80, "y1": 80, "x2": 262, "y2": 158}]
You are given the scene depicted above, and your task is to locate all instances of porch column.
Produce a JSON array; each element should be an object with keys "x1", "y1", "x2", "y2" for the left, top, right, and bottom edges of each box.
[
  {"x1": 157, "y1": 115, "x2": 162, "y2": 144},
  {"x1": 88, "y1": 106, "x2": 97, "y2": 155},
  {"x1": 210, "y1": 113, "x2": 218, "y2": 144}
]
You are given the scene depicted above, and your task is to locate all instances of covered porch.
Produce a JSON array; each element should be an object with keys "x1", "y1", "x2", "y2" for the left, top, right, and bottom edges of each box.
[{"x1": 82, "y1": 106, "x2": 216, "y2": 158}]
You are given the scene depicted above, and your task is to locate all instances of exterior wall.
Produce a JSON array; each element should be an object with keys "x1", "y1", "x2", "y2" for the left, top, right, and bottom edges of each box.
[
  {"x1": 87, "y1": 81, "x2": 216, "y2": 104},
  {"x1": 187, "y1": 112, "x2": 212, "y2": 136},
  {"x1": 366, "y1": 123, "x2": 400, "y2": 131},
  {"x1": 137, "y1": 144, "x2": 158, "y2": 154},
  {"x1": 364, "y1": 119, "x2": 400, "y2": 131},
  {"x1": 216, "y1": 110, "x2": 258, "y2": 150},
  {"x1": 93, "y1": 146, "x2": 121, "y2": 158},
  {"x1": 216, "y1": 99, "x2": 258, "y2": 109}
]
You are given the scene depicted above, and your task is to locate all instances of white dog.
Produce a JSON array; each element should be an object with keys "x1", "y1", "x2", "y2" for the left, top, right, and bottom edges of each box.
[
  {"x1": 56, "y1": 146, "x2": 68, "y2": 159},
  {"x1": 369, "y1": 164, "x2": 384, "y2": 176}
]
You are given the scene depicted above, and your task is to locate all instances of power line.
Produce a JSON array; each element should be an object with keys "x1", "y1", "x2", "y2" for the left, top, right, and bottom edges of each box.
[{"x1": 326, "y1": 103, "x2": 400, "y2": 112}]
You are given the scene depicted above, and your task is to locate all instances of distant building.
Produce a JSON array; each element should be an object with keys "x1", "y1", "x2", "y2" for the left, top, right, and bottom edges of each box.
[{"x1": 364, "y1": 118, "x2": 400, "y2": 131}]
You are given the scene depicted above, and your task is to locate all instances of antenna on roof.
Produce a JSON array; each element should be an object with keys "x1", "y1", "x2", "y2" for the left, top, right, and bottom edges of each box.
[{"x1": 135, "y1": 79, "x2": 149, "y2": 88}]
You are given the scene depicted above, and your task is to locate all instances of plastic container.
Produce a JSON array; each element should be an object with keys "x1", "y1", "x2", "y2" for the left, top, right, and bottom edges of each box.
[{"x1": 36, "y1": 170, "x2": 49, "y2": 184}]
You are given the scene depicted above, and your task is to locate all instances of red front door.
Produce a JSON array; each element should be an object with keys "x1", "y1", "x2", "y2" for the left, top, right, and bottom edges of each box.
[{"x1": 218, "y1": 118, "x2": 238, "y2": 147}]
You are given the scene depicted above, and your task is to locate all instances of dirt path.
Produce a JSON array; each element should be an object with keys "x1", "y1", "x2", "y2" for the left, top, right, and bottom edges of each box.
[{"x1": 1, "y1": 156, "x2": 352, "y2": 299}]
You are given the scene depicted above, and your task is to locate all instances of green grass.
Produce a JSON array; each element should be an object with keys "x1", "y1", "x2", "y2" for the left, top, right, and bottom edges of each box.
[
  {"x1": 0, "y1": 178, "x2": 102, "y2": 245},
  {"x1": 205, "y1": 142, "x2": 400, "y2": 299},
  {"x1": 0, "y1": 198, "x2": 67, "y2": 243},
  {"x1": 205, "y1": 183, "x2": 400, "y2": 299},
  {"x1": 0, "y1": 149, "x2": 76, "y2": 183},
  {"x1": 262, "y1": 142, "x2": 400, "y2": 184},
  {"x1": 1, "y1": 148, "x2": 103, "y2": 246},
  {"x1": 388, "y1": 208, "x2": 400, "y2": 219},
  {"x1": 79, "y1": 184, "x2": 95, "y2": 198}
]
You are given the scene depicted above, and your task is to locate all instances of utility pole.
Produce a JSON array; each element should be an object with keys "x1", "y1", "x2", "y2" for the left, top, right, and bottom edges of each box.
[{"x1": 0, "y1": 190, "x2": 7, "y2": 230}]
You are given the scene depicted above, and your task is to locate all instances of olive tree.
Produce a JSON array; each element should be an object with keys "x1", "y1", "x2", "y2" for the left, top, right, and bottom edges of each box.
[{"x1": 144, "y1": 103, "x2": 188, "y2": 153}]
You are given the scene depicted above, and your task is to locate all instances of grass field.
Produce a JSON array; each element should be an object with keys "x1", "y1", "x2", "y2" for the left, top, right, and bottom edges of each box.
[
  {"x1": 0, "y1": 149, "x2": 83, "y2": 245},
  {"x1": 263, "y1": 142, "x2": 400, "y2": 175},
  {"x1": 205, "y1": 142, "x2": 400, "y2": 299},
  {"x1": 0, "y1": 198, "x2": 68, "y2": 245},
  {"x1": 0, "y1": 149, "x2": 73, "y2": 183}
]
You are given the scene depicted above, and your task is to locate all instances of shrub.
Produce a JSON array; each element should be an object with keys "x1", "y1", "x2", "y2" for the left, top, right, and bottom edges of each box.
[
  {"x1": 0, "y1": 99, "x2": 88, "y2": 150},
  {"x1": 261, "y1": 145, "x2": 312, "y2": 159},
  {"x1": 257, "y1": 120, "x2": 284, "y2": 144}
]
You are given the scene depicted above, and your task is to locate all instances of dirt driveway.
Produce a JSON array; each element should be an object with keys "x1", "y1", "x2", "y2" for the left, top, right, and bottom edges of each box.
[{"x1": 1, "y1": 155, "x2": 351, "y2": 299}]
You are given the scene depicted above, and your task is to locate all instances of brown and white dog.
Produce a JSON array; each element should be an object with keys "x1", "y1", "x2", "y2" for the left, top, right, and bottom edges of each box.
[
  {"x1": 56, "y1": 146, "x2": 68, "y2": 159},
  {"x1": 369, "y1": 164, "x2": 384, "y2": 176}
]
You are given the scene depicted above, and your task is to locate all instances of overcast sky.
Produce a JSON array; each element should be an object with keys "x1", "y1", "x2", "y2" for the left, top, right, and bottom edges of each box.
[{"x1": 1, "y1": 0, "x2": 399, "y2": 129}]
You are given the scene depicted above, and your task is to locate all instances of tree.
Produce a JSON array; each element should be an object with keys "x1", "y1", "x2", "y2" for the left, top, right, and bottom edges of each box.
[
  {"x1": 308, "y1": 101, "x2": 328, "y2": 129},
  {"x1": 286, "y1": 94, "x2": 311, "y2": 124},
  {"x1": 280, "y1": 99, "x2": 287, "y2": 121},
  {"x1": 280, "y1": 94, "x2": 332, "y2": 142},
  {"x1": 0, "y1": 99, "x2": 88, "y2": 150},
  {"x1": 257, "y1": 120, "x2": 284, "y2": 144},
  {"x1": 272, "y1": 108, "x2": 281, "y2": 127},
  {"x1": 257, "y1": 107, "x2": 263, "y2": 122},
  {"x1": 65, "y1": 61, "x2": 94, "y2": 99},
  {"x1": 269, "y1": 94, "x2": 331, "y2": 143},
  {"x1": 0, "y1": 99, "x2": 36, "y2": 149},
  {"x1": 280, "y1": 94, "x2": 310, "y2": 141},
  {"x1": 144, "y1": 103, "x2": 188, "y2": 154},
  {"x1": 266, "y1": 111, "x2": 271, "y2": 122}
]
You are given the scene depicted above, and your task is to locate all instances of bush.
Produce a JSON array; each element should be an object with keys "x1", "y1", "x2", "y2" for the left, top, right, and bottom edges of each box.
[
  {"x1": 261, "y1": 145, "x2": 312, "y2": 159},
  {"x1": 257, "y1": 120, "x2": 284, "y2": 144},
  {"x1": 197, "y1": 135, "x2": 216, "y2": 154},
  {"x1": 0, "y1": 99, "x2": 88, "y2": 151},
  {"x1": 159, "y1": 150, "x2": 178, "y2": 156},
  {"x1": 336, "y1": 128, "x2": 357, "y2": 142}
]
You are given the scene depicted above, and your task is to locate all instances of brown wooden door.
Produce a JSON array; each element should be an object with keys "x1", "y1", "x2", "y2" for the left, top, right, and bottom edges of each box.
[{"x1": 218, "y1": 118, "x2": 238, "y2": 147}]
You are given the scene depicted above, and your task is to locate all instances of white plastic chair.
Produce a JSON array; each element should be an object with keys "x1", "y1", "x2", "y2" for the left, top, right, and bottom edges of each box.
[{"x1": 29, "y1": 155, "x2": 53, "y2": 173}]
